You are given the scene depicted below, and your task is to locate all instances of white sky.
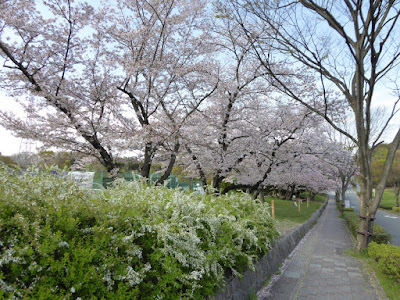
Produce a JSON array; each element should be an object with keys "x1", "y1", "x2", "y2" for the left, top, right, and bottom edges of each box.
[{"x1": 0, "y1": 93, "x2": 27, "y2": 156}]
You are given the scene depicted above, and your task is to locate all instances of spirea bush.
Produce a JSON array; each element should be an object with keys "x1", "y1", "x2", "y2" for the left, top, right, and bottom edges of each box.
[{"x1": 0, "y1": 165, "x2": 278, "y2": 299}]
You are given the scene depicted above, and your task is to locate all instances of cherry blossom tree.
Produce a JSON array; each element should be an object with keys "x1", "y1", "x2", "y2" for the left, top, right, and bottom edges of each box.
[
  {"x1": 94, "y1": 0, "x2": 219, "y2": 181},
  {"x1": 182, "y1": 91, "x2": 342, "y2": 198},
  {"x1": 269, "y1": 154, "x2": 339, "y2": 200},
  {"x1": 331, "y1": 146, "x2": 356, "y2": 203},
  {"x1": 221, "y1": 105, "x2": 314, "y2": 195},
  {"x1": 178, "y1": 9, "x2": 272, "y2": 192},
  {"x1": 178, "y1": 11, "x2": 345, "y2": 197},
  {"x1": 0, "y1": 0, "x2": 217, "y2": 181},
  {"x1": 230, "y1": 111, "x2": 343, "y2": 198},
  {"x1": 0, "y1": 0, "x2": 124, "y2": 173}
]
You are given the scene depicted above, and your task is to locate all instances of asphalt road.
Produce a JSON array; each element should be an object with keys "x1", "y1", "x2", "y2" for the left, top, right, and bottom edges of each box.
[{"x1": 336, "y1": 190, "x2": 400, "y2": 246}]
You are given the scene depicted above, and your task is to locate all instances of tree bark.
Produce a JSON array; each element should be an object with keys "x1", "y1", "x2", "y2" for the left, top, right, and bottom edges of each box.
[
  {"x1": 141, "y1": 142, "x2": 153, "y2": 179},
  {"x1": 156, "y1": 142, "x2": 180, "y2": 186}
]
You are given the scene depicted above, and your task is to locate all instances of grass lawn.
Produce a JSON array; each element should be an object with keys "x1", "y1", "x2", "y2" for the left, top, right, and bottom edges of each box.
[
  {"x1": 379, "y1": 189, "x2": 400, "y2": 215},
  {"x1": 264, "y1": 196, "x2": 324, "y2": 234}
]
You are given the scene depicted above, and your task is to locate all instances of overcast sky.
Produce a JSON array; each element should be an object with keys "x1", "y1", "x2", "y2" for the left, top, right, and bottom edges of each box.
[{"x1": 0, "y1": 92, "x2": 41, "y2": 156}]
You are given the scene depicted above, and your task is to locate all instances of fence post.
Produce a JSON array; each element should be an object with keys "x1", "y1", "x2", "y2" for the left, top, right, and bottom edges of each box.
[{"x1": 271, "y1": 199, "x2": 275, "y2": 219}]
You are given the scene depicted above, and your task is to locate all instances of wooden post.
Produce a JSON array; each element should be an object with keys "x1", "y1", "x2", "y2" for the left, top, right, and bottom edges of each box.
[
  {"x1": 271, "y1": 200, "x2": 275, "y2": 219},
  {"x1": 298, "y1": 198, "x2": 301, "y2": 212},
  {"x1": 307, "y1": 197, "x2": 309, "y2": 207}
]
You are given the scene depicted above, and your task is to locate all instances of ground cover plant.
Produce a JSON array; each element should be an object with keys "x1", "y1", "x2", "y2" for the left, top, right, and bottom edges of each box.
[{"x1": 0, "y1": 165, "x2": 278, "y2": 299}]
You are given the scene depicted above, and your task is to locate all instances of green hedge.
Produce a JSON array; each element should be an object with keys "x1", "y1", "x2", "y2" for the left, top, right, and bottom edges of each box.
[
  {"x1": 368, "y1": 242, "x2": 400, "y2": 283},
  {"x1": 341, "y1": 211, "x2": 392, "y2": 244},
  {"x1": 0, "y1": 165, "x2": 278, "y2": 299}
]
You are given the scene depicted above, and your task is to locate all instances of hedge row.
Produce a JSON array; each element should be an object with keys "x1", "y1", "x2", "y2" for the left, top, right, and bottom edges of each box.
[{"x1": 0, "y1": 165, "x2": 278, "y2": 299}]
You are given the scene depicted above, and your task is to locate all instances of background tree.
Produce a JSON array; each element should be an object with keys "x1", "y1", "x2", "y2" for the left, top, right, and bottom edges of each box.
[
  {"x1": 228, "y1": 0, "x2": 400, "y2": 250},
  {"x1": 0, "y1": 0, "x2": 123, "y2": 173},
  {"x1": 10, "y1": 152, "x2": 38, "y2": 169},
  {"x1": 37, "y1": 150, "x2": 74, "y2": 169},
  {"x1": 0, "y1": 154, "x2": 17, "y2": 167}
]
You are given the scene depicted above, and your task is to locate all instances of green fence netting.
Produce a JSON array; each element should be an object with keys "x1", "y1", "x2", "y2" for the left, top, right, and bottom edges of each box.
[{"x1": 92, "y1": 171, "x2": 203, "y2": 192}]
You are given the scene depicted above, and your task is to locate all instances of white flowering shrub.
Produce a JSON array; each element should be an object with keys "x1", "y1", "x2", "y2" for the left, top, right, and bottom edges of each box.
[{"x1": 0, "y1": 164, "x2": 277, "y2": 299}]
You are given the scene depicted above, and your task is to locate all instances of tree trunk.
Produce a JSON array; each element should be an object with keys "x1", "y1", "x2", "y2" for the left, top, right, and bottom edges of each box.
[
  {"x1": 156, "y1": 142, "x2": 180, "y2": 186},
  {"x1": 141, "y1": 142, "x2": 153, "y2": 179},
  {"x1": 253, "y1": 189, "x2": 259, "y2": 200},
  {"x1": 286, "y1": 185, "x2": 295, "y2": 200},
  {"x1": 213, "y1": 174, "x2": 224, "y2": 194},
  {"x1": 341, "y1": 188, "x2": 346, "y2": 204},
  {"x1": 356, "y1": 211, "x2": 375, "y2": 250},
  {"x1": 335, "y1": 190, "x2": 340, "y2": 203},
  {"x1": 355, "y1": 130, "x2": 400, "y2": 250},
  {"x1": 341, "y1": 174, "x2": 351, "y2": 202},
  {"x1": 221, "y1": 183, "x2": 252, "y2": 195},
  {"x1": 310, "y1": 192, "x2": 316, "y2": 201}
]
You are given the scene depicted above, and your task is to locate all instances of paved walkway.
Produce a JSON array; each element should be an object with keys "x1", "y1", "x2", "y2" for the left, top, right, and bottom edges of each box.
[{"x1": 257, "y1": 198, "x2": 388, "y2": 300}]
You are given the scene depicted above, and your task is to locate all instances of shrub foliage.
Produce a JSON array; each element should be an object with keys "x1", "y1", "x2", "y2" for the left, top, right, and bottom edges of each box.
[
  {"x1": 0, "y1": 165, "x2": 278, "y2": 299},
  {"x1": 341, "y1": 211, "x2": 392, "y2": 244},
  {"x1": 368, "y1": 242, "x2": 400, "y2": 283}
]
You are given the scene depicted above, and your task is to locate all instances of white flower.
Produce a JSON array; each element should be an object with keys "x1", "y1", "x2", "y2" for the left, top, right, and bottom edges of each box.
[
  {"x1": 59, "y1": 241, "x2": 69, "y2": 248},
  {"x1": 70, "y1": 287, "x2": 75, "y2": 293}
]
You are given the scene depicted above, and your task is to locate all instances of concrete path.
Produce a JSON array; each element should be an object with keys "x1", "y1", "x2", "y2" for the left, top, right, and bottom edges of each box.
[{"x1": 257, "y1": 197, "x2": 388, "y2": 300}]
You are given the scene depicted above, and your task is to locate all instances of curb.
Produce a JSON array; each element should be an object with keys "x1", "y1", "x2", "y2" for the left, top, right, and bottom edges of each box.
[{"x1": 210, "y1": 199, "x2": 328, "y2": 300}]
